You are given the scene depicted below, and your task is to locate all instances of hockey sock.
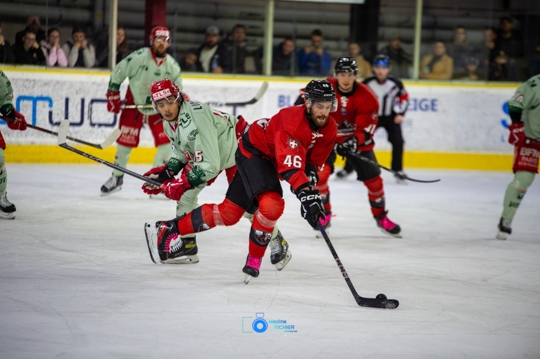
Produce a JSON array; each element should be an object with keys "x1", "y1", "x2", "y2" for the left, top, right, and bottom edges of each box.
[
  {"x1": 315, "y1": 164, "x2": 332, "y2": 212},
  {"x1": 364, "y1": 176, "x2": 386, "y2": 218},
  {"x1": 112, "y1": 144, "x2": 132, "y2": 177},
  {"x1": 153, "y1": 144, "x2": 171, "y2": 168},
  {"x1": 0, "y1": 149, "x2": 6, "y2": 196},
  {"x1": 243, "y1": 211, "x2": 282, "y2": 241},
  {"x1": 249, "y1": 192, "x2": 284, "y2": 258},
  {"x1": 501, "y1": 171, "x2": 535, "y2": 223},
  {"x1": 177, "y1": 199, "x2": 245, "y2": 235}
]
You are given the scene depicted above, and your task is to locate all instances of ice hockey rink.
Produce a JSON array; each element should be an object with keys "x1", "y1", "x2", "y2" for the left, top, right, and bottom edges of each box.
[{"x1": 1, "y1": 164, "x2": 539, "y2": 358}]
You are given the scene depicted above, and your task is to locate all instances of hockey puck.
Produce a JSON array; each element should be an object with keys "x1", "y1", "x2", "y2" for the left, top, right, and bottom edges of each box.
[{"x1": 376, "y1": 294, "x2": 387, "y2": 300}]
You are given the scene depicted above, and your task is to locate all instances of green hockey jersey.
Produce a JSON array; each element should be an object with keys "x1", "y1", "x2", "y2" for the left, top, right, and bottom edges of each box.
[
  {"x1": 108, "y1": 48, "x2": 182, "y2": 116},
  {"x1": 508, "y1": 74, "x2": 540, "y2": 141},
  {"x1": 0, "y1": 70, "x2": 14, "y2": 116},
  {"x1": 164, "y1": 101, "x2": 240, "y2": 186}
]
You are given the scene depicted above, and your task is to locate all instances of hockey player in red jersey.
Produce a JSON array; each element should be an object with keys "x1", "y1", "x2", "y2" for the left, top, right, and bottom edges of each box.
[
  {"x1": 296, "y1": 57, "x2": 402, "y2": 238},
  {"x1": 145, "y1": 80, "x2": 337, "y2": 283}
]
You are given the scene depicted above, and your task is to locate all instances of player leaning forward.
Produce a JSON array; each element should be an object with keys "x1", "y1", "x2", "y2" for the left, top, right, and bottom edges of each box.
[
  {"x1": 497, "y1": 74, "x2": 540, "y2": 240},
  {"x1": 145, "y1": 80, "x2": 337, "y2": 282},
  {"x1": 141, "y1": 79, "x2": 291, "y2": 267},
  {"x1": 101, "y1": 26, "x2": 182, "y2": 196}
]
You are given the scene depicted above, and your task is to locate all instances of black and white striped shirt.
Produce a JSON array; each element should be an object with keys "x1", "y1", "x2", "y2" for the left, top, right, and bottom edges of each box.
[{"x1": 362, "y1": 76, "x2": 409, "y2": 118}]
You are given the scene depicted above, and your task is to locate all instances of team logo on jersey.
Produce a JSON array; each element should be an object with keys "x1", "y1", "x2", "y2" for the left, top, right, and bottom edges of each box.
[
  {"x1": 511, "y1": 92, "x2": 524, "y2": 103},
  {"x1": 180, "y1": 113, "x2": 191, "y2": 128},
  {"x1": 287, "y1": 137, "x2": 299, "y2": 151},
  {"x1": 340, "y1": 96, "x2": 348, "y2": 115},
  {"x1": 187, "y1": 129, "x2": 198, "y2": 141},
  {"x1": 154, "y1": 70, "x2": 161, "y2": 77}
]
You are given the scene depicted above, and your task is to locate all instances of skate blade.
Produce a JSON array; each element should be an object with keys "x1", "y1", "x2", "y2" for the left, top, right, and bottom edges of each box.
[
  {"x1": 0, "y1": 212, "x2": 16, "y2": 220},
  {"x1": 161, "y1": 254, "x2": 199, "y2": 264},
  {"x1": 100, "y1": 186, "x2": 122, "y2": 197},
  {"x1": 315, "y1": 229, "x2": 329, "y2": 238},
  {"x1": 496, "y1": 231, "x2": 509, "y2": 240},
  {"x1": 274, "y1": 250, "x2": 292, "y2": 271},
  {"x1": 244, "y1": 274, "x2": 253, "y2": 285},
  {"x1": 380, "y1": 228, "x2": 402, "y2": 238},
  {"x1": 144, "y1": 223, "x2": 159, "y2": 264}
]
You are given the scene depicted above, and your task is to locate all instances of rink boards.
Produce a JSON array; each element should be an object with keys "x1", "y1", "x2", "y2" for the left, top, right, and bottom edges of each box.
[{"x1": 0, "y1": 67, "x2": 517, "y2": 170}]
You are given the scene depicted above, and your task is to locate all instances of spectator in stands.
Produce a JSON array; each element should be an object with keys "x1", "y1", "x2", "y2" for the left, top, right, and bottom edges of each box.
[
  {"x1": 62, "y1": 27, "x2": 96, "y2": 68},
  {"x1": 179, "y1": 49, "x2": 202, "y2": 72},
  {"x1": 453, "y1": 57, "x2": 486, "y2": 81},
  {"x1": 448, "y1": 26, "x2": 473, "y2": 75},
  {"x1": 96, "y1": 26, "x2": 131, "y2": 68},
  {"x1": 253, "y1": 36, "x2": 296, "y2": 75},
  {"x1": 419, "y1": 41, "x2": 453, "y2": 80},
  {"x1": 196, "y1": 25, "x2": 230, "y2": 74},
  {"x1": 0, "y1": 21, "x2": 16, "y2": 64},
  {"x1": 526, "y1": 44, "x2": 540, "y2": 79},
  {"x1": 15, "y1": 15, "x2": 45, "y2": 47},
  {"x1": 347, "y1": 42, "x2": 371, "y2": 78},
  {"x1": 378, "y1": 33, "x2": 412, "y2": 78},
  {"x1": 480, "y1": 27, "x2": 502, "y2": 80},
  {"x1": 297, "y1": 29, "x2": 332, "y2": 76},
  {"x1": 40, "y1": 27, "x2": 67, "y2": 68},
  {"x1": 221, "y1": 24, "x2": 248, "y2": 74},
  {"x1": 12, "y1": 30, "x2": 45, "y2": 65},
  {"x1": 493, "y1": 16, "x2": 524, "y2": 81}
]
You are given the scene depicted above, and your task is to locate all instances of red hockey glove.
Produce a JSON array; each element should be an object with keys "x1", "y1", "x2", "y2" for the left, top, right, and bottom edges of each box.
[
  {"x1": 5, "y1": 109, "x2": 27, "y2": 131},
  {"x1": 508, "y1": 123, "x2": 525, "y2": 146},
  {"x1": 162, "y1": 171, "x2": 193, "y2": 201},
  {"x1": 141, "y1": 164, "x2": 174, "y2": 195},
  {"x1": 106, "y1": 91, "x2": 121, "y2": 114}
]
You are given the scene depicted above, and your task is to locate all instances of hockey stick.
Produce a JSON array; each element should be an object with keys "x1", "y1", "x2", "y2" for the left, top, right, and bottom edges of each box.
[
  {"x1": 121, "y1": 81, "x2": 269, "y2": 109},
  {"x1": 0, "y1": 116, "x2": 121, "y2": 149},
  {"x1": 57, "y1": 120, "x2": 161, "y2": 186},
  {"x1": 347, "y1": 151, "x2": 440, "y2": 183},
  {"x1": 318, "y1": 222, "x2": 399, "y2": 309}
]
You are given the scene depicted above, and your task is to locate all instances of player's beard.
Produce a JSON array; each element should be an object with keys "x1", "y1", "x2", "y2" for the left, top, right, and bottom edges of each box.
[
  {"x1": 152, "y1": 44, "x2": 167, "y2": 57},
  {"x1": 311, "y1": 112, "x2": 328, "y2": 127}
]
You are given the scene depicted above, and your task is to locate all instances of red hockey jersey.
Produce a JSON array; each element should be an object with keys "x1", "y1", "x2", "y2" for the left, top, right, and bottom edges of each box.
[{"x1": 239, "y1": 105, "x2": 337, "y2": 192}]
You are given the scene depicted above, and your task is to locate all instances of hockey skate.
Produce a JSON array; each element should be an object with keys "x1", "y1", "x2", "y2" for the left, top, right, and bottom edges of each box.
[
  {"x1": 314, "y1": 211, "x2": 332, "y2": 238},
  {"x1": 496, "y1": 217, "x2": 512, "y2": 240},
  {"x1": 375, "y1": 211, "x2": 402, "y2": 238},
  {"x1": 144, "y1": 219, "x2": 199, "y2": 264},
  {"x1": 269, "y1": 231, "x2": 292, "y2": 271},
  {"x1": 0, "y1": 192, "x2": 16, "y2": 220},
  {"x1": 336, "y1": 168, "x2": 352, "y2": 179},
  {"x1": 100, "y1": 174, "x2": 124, "y2": 197},
  {"x1": 243, "y1": 254, "x2": 262, "y2": 284},
  {"x1": 394, "y1": 172, "x2": 408, "y2": 185}
]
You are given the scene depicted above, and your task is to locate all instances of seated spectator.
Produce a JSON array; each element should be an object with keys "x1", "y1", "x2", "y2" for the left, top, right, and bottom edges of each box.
[
  {"x1": 12, "y1": 30, "x2": 45, "y2": 65},
  {"x1": 297, "y1": 29, "x2": 332, "y2": 76},
  {"x1": 253, "y1": 36, "x2": 296, "y2": 76},
  {"x1": 41, "y1": 27, "x2": 67, "y2": 67},
  {"x1": 378, "y1": 33, "x2": 412, "y2": 78},
  {"x1": 179, "y1": 49, "x2": 202, "y2": 72},
  {"x1": 452, "y1": 58, "x2": 486, "y2": 81},
  {"x1": 420, "y1": 41, "x2": 453, "y2": 80},
  {"x1": 0, "y1": 21, "x2": 16, "y2": 64},
  {"x1": 96, "y1": 26, "x2": 131, "y2": 68},
  {"x1": 195, "y1": 26, "x2": 230, "y2": 74},
  {"x1": 347, "y1": 42, "x2": 371, "y2": 78},
  {"x1": 15, "y1": 15, "x2": 45, "y2": 47},
  {"x1": 448, "y1": 26, "x2": 473, "y2": 75},
  {"x1": 221, "y1": 24, "x2": 248, "y2": 74},
  {"x1": 493, "y1": 16, "x2": 524, "y2": 81},
  {"x1": 62, "y1": 27, "x2": 96, "y2": 68}
]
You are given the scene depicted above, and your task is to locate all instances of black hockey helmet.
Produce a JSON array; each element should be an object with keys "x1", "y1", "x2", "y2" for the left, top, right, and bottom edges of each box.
[
  {"x1": 373, "y1": 54, "x2": 391, "y2": 67},
  {"x1": 304, "y1": 79, "x2": 337, "y2": 112},
  {"x1": 334, "y1": 56, "x2": 358, "y2": 75}
]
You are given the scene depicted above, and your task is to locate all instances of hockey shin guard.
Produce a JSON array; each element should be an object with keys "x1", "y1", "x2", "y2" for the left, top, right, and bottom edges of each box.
[
  {"x1": 502, "y1": 171, "x2": 535, "y2": 223},
  {"x1": 0, "y1": 149, "x2": 6, "y2": 196},
  {"x1": 112, "y1": 144, "x2": 132, "y2": 177},
  {"x1": 364, "y1": 176, "x2": 386, "y2": 218},
  {"x1": 249, "y1": 192, "x2": 284, "y2": 258},
  {"x1": 177, "y1": 199, "x2": 245, "y2": 235}
]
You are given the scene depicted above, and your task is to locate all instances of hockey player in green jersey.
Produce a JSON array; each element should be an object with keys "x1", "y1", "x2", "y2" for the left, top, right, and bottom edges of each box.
[
  {"x1": 101, "y1": 26, "x2": 183, "y2": 197},
  {"x1": 0, "y1": 69, "x2": 28, "y2": 219},
  {"x1": 497, "y1": 74, "x2": 540, "y2": 239},
  {"x1": 141, "y1": 79, "x2": 291, "y2": 269}
]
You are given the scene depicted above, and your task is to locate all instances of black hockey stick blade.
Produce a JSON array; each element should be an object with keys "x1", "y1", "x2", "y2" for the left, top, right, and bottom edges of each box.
[
  {"x1": 348, "y1": 151, "x2": 440, "y2": 183},
  {"x1": 206, "y1": 81, "x2": 269, "y2": 107},
  {"x1": 317, "y1": 222, "x2": 399, "y2": 309},
  {"x1": 0, "y1": 116, "x2": 120, "y2": 149},
  {"x1": 57, "y1": 120, "x2": 161, "y2": 186}
]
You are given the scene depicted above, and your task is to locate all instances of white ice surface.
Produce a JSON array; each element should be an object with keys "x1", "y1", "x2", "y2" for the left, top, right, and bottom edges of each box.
[{"x1": 1, "y1": 164, "x2": 539, "y2": 358}]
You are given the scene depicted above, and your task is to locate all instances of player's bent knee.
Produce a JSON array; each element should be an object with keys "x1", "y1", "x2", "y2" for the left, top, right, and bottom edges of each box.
[
  {"x1": 513, "y1": 171, "x2": 535, "y2": 190},
  {"x1": 257, "y1": 191, "x2": 284, "y2": 222},
  {"x1": 217, "y1": 199, "x2": 245, "y2": 226}
]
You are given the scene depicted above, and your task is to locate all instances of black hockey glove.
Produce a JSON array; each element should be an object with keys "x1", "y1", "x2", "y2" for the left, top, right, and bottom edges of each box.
[
  {"x1": 335, "y1": 136, "x2": 358, "y2": 156},
  {"x1": 296, "y1": 188, "x2": 325, "y2": 228}
]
